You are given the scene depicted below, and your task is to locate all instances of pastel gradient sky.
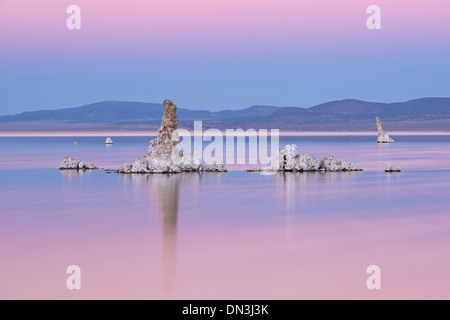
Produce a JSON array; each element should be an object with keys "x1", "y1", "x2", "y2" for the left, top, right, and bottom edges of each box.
[{"x1": 0, "y1": 0, "x2": 449, "y2": 114}]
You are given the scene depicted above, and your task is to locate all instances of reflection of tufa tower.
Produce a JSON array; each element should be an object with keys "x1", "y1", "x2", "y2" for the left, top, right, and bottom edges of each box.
[
  {"x1": 150, "y1": 174, "x2": 180, "y2": 298},
  {"x1": 376, "y1": 117, "x2": 394, "y2": 143},
  {"x1": 122, "y1": 173, "x2": 204, "y2": 298},
  {"x1": 148, "y1": 173, "x2": 203, "y2": 298}
]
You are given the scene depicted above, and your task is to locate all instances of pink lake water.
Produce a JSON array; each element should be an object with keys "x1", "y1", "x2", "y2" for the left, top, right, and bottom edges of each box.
[{"x1": 0, "y1": 135, "x2": 450, "y2": 299}]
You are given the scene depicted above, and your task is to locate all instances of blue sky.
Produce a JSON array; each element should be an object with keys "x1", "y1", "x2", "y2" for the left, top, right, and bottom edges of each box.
[{"x1": 1, "y1": 0, "x2": 449, "y2": 115}]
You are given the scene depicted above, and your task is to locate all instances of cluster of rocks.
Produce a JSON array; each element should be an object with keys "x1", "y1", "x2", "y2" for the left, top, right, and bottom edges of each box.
[
  {"x1": 59, "y1": 157, "x2": 98, "y2": 170},
  {"x1": 58, "y1": 100, "x2": 386, "y2": 174},
  {"x1": 117, "y1": 100, "x2": 227, "y2": 173},
  {"x1": 249, "y1": 144, "x2": 362, "y2": 173}
]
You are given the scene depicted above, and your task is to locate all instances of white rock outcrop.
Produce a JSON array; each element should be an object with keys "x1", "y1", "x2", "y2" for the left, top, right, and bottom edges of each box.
[
  {"x1": 318, "y1": 155, "x2": 361, "y2": 172},
  {"x1": 59, "y1": 157, "x2": 98, "y2": 170},
  {"x1": 117, "y1": 100, "x2": 227, "y2": 173},
  {"x1": 250, "y1": 144, "x2": 362, "y2": 172},
  {"x1": 277, "y1": 145, "x2": 318, "y2": 171},
  {"x1": 201, "y1": 161, "x2": 227, "y2": 172},
  {"x1": 105, "y1": 137, "x2": 113, "y2": 144},
  {"x1": 376, "y1": 117, "x2": 394, "y2": 143}
]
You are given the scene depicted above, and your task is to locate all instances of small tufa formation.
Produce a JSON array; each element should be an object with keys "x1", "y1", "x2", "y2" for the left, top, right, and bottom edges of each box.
[
  {"x1": 385, "y1": 162, "x2": 401, "y2": 173},
  {"x1": 318, "y1": 155, "x2": 361, "y2": 172},
  {"x1": 249, "y1": 145, "x2": 362, "y2": 173},
  {"x1": 117, "y1": 100, "x2": 227, "y2": 173},
  {"x1": 105, "y1": 137, "x2": 113, "y2": 144},
  {"x1": 59, "y1": 157, "x2": 98, "y2": 170},
  {"x1": 277, "y1": 145, "x2": 318, "y2": 171},
  {"x1": 376, "y1": 117, "x2": 394, "y2": 143}
]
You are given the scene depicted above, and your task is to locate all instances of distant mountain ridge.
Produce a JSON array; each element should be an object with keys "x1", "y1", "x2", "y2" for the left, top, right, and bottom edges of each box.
[
  {"x1": 1, "y1": 98, "x2": 450, "y2": 131},
  {"x1": 268, "y1": 98, "x2": 450, "y2": 123},
  {"x1": 0, "y1": 101, "x2": 280, "y2": 123}
]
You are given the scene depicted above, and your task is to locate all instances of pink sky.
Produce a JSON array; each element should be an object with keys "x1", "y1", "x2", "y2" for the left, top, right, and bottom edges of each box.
[{"x1": 1, "y1": 0, "x2": 449, "y2": 55}]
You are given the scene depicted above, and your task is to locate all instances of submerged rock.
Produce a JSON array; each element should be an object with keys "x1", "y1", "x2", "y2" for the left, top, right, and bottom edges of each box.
[
  {"x1": 117, "y1": 100, "x2": 227, "y2": 173},
  {"x1": 248, "y1": 145, "x2": 362, "y2": 173},
  {"x1": 376, "y1": 117, "x2": 394, "y2": 143},
  {"x1": 59, "y1": 157, "x2": 98, "y2": 170}
]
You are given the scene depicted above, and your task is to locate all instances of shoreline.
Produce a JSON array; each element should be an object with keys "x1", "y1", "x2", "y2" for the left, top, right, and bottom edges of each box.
[{"x1": 1, "y1": 130, "x2": 450, "y2": 137}]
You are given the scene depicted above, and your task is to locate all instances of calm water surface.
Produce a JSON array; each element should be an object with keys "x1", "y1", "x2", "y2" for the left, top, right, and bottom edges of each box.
[{"x1": 0, "y1": 135, "x2": 449, "y2": 299}]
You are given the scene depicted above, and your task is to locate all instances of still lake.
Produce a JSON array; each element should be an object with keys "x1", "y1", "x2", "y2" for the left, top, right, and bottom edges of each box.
[{"x1": 0, "y1": 134, "x2": 449, "y2": 299}]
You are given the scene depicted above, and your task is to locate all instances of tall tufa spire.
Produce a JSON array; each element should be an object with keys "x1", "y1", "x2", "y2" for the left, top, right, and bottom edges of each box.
[{"x1": 376, "y1": 117, "x2": 394, "y2": 143}]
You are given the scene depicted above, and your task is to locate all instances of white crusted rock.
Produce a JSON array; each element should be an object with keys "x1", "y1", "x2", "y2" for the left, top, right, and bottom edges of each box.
[
  {"x1": 202, "y1": 160, "x2": 228, "y2": 172},
  {"x1": 295, "y1": 153, "x2": 318, "y2": 171},
  {"x1": 319, "y1": 155, "x2": 361, "y2": 172},
  {"x1": 251, "y1": 145, "x2": 361, "y2": 172},
  {"x1": 172, "y1": 150, "x2": 202, "y2": 172},
  {"x1": 59, "y1": 157, "x2": 97, "y2": 170},
  {"x1": 118, "y1": 162, "x2": 133, "y2": 172},
  {"x1": 131, "y1": 159, "x2": 150, "y2": 173},
  {"x1": 378, "y1": 132, "x2": 394, "y2": 144},
  {"x1": 278, "y1": 144, "x2": 298, "y2": 171},
  {"x1": 272, "y1": 145, "x2": 318, "y2": 172}
]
